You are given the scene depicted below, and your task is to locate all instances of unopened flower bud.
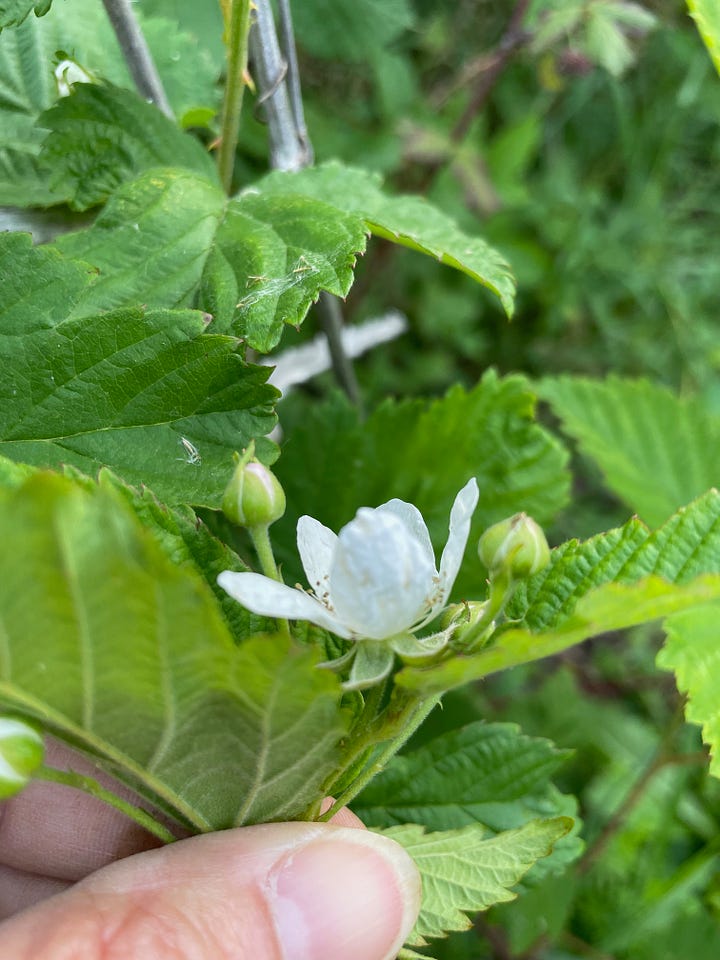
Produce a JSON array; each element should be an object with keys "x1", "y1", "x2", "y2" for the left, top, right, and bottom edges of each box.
[
  {"x1": 222, "y1": 442, "x2": 286, "y2": 528},
  {"x1": 0, "y1": 717, "x2": 44, "y2": 800},
  {"x1": 478, "y1": 513, "x2": 550, "y2": 580}
]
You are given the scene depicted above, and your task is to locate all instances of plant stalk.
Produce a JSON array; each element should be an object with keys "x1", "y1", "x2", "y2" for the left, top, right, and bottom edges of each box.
[
  {"x1": 250, "y1": 0, "x2": 360, "y2": 404},
  {"x1": 218, "y1": 0, "x2": 253, "y2": 194},
  {"x1": 249, "y1": 524, "x2": 291, "y2": 639},
  {"x1": 318, "y1": 692, "x2": 441, "y2": 821},
  {"x1": 36, "y1": 765, "x2": 176, "y2": 844},
  {"x1": 101, "y1": 0, "x2": 173, "y2": 119}
]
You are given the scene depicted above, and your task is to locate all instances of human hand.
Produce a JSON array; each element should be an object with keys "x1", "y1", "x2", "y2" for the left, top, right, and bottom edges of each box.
[{"x1": 0, "y1": 741, "x2": 421, "y2": 959}]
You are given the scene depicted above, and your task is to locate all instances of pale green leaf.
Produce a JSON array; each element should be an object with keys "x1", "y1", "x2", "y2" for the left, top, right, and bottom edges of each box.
[
  {"x1": 688, "y1": 0, "x2": 720, "y2": 76},
  {"x1": 258, "y1": 161, "x2": 516, "y2": 315},
  {"x1": 399, "y1": 490, "x2": 720, "y2": 694},
  {"x1": 54, "y1": 167, "x2": 369, "y2": 352},
  {"x1": 0, "y1": 232, "x2": 278, "y2": 508},
  {"x1": 0, "y1": 0, "x2": 49, "y2": 30},
  {"x1": 540, "y1": 376, "x2": 720, "y2": 527},
  {"x1": 659, "y1": 605, "x2": 720, "y2": 777},
  {"x1": 585, "y1": 8, "x2": 635, "y2": 77},
  {"x1": 0, "y1": 472, "x2": 348, "y2": 830},
  {"x1": 274, "y1": 373, "x2": 570, "y2": 594},
  {"x1": 40, "y1": 82, "x2": 217, "y2": 209},
  {"x1": 378, "y1": 819, "x2": 572, "y2": 945},
  {"x1": 196, "y1": 189, "x2": 368, "y2": 351}
]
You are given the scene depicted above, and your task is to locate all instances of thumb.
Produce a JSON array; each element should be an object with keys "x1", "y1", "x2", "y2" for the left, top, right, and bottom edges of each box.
[{"x1": 2, "y1": 822, "x2": 421, "y2": 960}]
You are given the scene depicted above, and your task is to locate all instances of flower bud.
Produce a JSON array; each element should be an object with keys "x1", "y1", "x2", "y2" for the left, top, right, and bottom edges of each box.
[
  {"x1": 222, "y1": 442, "x2": 286, "y2": 528},
  {"x1": 478, "y1": 513, "x2": 550, "y2": 580},
  {"x1": 0, "y1": 717, "x2": 44, "y2": 800}
]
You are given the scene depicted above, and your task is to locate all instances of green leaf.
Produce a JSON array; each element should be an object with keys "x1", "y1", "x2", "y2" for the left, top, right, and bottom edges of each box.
[
  {"x1": 0, "y1": 233, "x2": 278, "y2": 508},
  {"x1": 258, "y1": 161, "x2": 516, "y2": 316},
  {"x1": 196, "y1": 188, "x2": 368, "y2": 350},
  {"x1": 0, "y1": 0, "x2": 219, "y2": 203},
  {"x1": 398, "y1": 490, "x2": 720, "y2": 694},
  {"x1": 377, "y1": 818, "x2": 572, "y2": 946},
  {"x1": 39, "y1": 82, "x2": 217, "y2": 209},
  {"x1": 540, "y1": 376, "x2": 720, "y2": 527},
  {"x1": 54, "y1": 167, "x2": 368, "y2": 352},
  {"x1": 95, "y1": 470, "x2": 271, "y2": 643},
  {"x1": 659, "y1": 605, "x2": 720, "y2": 777},
  {"x1": 56, "y1": 169, "x2": 227, "y2": 316},
  {"x1": 0, "y1": 0, "x2": 49, "y2": 30},
  {"x1": 688, "y1": 0, "x2": 720, "y2": 76},
  {"x1": 0, "y1": 472, "x2": 348, "y2": 830},
  {"x1": 275, "y1": 372, "x2": 570, "y2": 592},
  {"x1": 355, "y1": 721, "x2": 571, "y2": 831},
  {"x1": 354, "y1": 722, "x2": 582, "y2": 878}
]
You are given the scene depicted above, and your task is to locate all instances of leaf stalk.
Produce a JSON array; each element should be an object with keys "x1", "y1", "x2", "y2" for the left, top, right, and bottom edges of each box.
[
  {"x1": 36, "y1": 765, "x2": 176, "y2": 844},
  {"x1": 218, "y1": 0, "x2": 253, "y2": 193}
]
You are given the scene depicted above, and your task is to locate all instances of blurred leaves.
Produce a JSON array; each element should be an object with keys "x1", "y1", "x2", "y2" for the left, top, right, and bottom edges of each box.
[{"x1": 540, "y1": 376, "x2": 720, "y2": 528}]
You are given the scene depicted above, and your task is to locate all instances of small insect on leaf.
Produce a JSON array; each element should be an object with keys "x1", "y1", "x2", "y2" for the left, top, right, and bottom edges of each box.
[{"x1": 177, "y1": 436, "x2": 202, "y2": 465}]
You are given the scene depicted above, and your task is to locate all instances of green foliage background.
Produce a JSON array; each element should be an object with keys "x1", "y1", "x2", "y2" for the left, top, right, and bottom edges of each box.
[{"x1": 1, "y1": 0, "x2": 720, "y2": 957}]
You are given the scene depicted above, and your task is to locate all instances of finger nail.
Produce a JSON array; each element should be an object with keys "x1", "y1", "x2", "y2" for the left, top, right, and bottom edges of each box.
[{"x1": 266, "y1": 827, "x2": 421, "y2": 960}]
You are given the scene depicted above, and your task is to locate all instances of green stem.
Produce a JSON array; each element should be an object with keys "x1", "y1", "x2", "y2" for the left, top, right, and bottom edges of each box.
[
  {"x1": 36, "y1": 765, "x2": 176, "y2": 844},
  {"x1": 249, "y1": 524, "x2": 291, "y2": 639},
  {"x1": 218, "y1": 0, "x2": 252, "y2": 194},
  {"x1": 318, "y1": 692, "x2": 441, "y2": 821},
  {"x1": 461, "y1": 572, "x2": 514, "y2": 652}
]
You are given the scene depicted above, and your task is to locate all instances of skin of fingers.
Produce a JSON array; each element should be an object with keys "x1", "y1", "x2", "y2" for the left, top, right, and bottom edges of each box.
[
  {"x1": 1, "y1": 823, "x2": 421, "y2": 960},
  {"x1": 0, "y1": 738, "x2": 364, "y2": 920}
]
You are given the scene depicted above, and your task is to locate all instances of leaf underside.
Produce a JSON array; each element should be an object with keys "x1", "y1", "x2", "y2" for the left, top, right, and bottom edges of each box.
[
  {"x1": 0, "y1": 471, "x2": 348, "y2": 830},
  {"x1": 379, "y1": 818, "x2": 572, "y2": 946}
]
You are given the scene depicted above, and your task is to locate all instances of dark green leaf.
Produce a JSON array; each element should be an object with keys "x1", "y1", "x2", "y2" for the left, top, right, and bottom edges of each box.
[
  {"x1": 259, "y1": 162, "x2": 516, "y2": 315},
  {"x1": 354, "y1": 722, "x2": 582, "y2": 878},
  {"x1": 54, "y1": 167, "x2": 369, "y2": 352},
  {"x1": 293, "y1": 0, "x2": 414, "y2": 61},
  {"x1": 0, "y1": 0, "x2": 219, "y2": 202},
  {"x1": 40, "y1": 83, "x2": 217, "y2": 209},
  {"x1": 275, "y1": 373, "x2": 570, "y2": 592},
  {"x1": 0, "y1": 231, "x2": 278, "y2": 508}
]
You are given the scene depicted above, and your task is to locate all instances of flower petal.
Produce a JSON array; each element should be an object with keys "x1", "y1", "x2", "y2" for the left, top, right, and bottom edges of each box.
[
  {"x1": 437, "y1": 478, "x2": 480, "y2": 604},
  {"x1": 330, "y1": 509, "x2": 436, "y2": 639},
  {"x1": 217, "y1": 571, "x2": 353, "y2": 638},
  {"x1": 374, "y1": 499, "x2": 436, "y2": 570},
  {"x1": 297, "y1": 515, "x2": 337, "y2": 597}
]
